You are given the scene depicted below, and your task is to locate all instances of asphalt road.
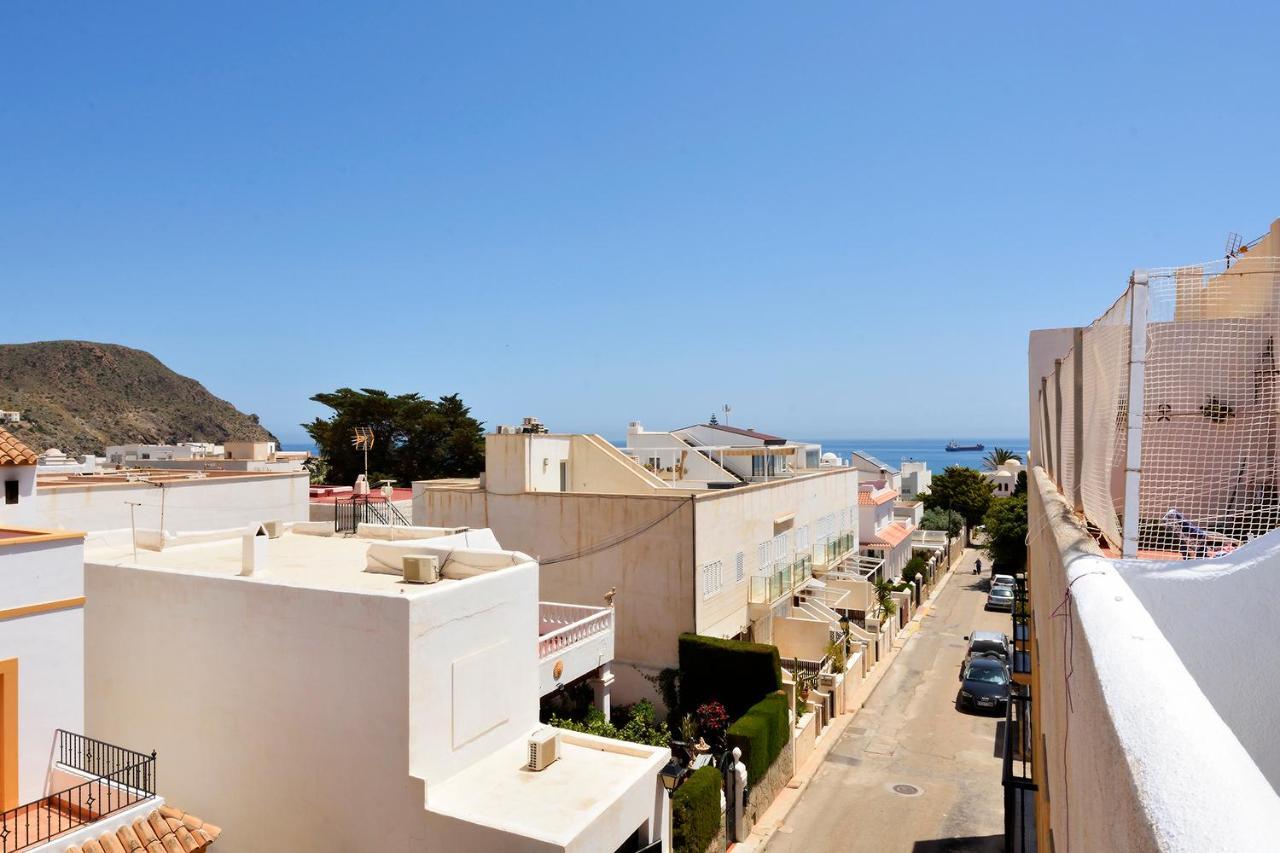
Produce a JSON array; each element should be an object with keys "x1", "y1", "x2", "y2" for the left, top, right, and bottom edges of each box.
[{"x1": 766, "y1": 550, "x2": 1010, "y2": 853}]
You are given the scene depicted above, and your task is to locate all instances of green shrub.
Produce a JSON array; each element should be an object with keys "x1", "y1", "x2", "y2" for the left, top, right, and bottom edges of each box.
[
  {"x1": 672, "y1": 765, "x2": 722, "y2": 853},
  {"x1": 725, "y1": 692, "x2": 790, "y2": 784},
  {"x1": 547, "y1": 700, "x2": 670, "y2": 747},
  {"x1": 678, "y1": 633, "x2": 782, "y2": 720}
]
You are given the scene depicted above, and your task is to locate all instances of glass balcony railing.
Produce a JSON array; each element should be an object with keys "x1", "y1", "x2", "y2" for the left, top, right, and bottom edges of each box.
[{"x1": 749, "y1": 553, "x2": 819, "y2": 604}]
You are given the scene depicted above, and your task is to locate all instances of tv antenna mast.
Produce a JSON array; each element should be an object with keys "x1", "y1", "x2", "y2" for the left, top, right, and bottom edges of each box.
[
  {"x1": 722, "y1": 404, "x2": 732, "y2": 425},
  {"x1": 352, "y1": 426, "x2": 375, "y2": 478}
]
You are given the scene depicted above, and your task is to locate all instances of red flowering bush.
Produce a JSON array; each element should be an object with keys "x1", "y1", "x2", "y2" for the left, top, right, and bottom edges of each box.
[{"x1": 695, "y1": 701, "x2": 729, "y2": 751}]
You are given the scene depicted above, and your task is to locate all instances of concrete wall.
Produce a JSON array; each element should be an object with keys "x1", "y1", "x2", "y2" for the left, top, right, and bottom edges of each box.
[
  {"x1": 1027, "y1": 467, "x2": 1280, "y2": 852},
  {"x1": 0, "y1": 465, "x2": 38, "y2": 526},
  {"x1": 36, "y1": 473, "x2": 309, "y2": 534},
  {"x1": 417, "y1": 487, "x2": 696, "y2": 705},
  {"x1": 771, "y1": 616, "x2": 830, "y2": 663},
  {"x1": 0, "y1": 537, "x2": 85, "y2": 804}
]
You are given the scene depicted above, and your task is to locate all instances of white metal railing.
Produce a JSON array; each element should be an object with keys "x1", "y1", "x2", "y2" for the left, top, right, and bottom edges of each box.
[
  {"x1": 829, "y1": 553, "x2": 886, "y2": 579},
  {"x1": 538, "y1": 603, "x2": 613, "y2": 660}
]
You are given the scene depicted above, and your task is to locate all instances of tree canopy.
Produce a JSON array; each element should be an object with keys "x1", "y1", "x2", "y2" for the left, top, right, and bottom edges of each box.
[
  {"x1": 920, "y1": 506, "x2": 963, "y2": 537},
  {"x1": 303, "y1": 388, "x2": 485, "y2": 486},
  {"x1": 983, "y1": 494, "x2": 1028, "y2": 571},
  {"x1": 921, "y1": 465, "x2": 993, "y2": 531}
]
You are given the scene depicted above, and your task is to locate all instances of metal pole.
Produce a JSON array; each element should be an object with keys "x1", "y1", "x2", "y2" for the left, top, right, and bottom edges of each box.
[
  {"x1": 1122, "y1": 271, "x2": 1150, "y2": 558},
  {"x1": 126, "y1": 501, "x2": 140, "y2": 562},
  {"x1": 1072, "y1": 327, "x2": 1085, "y2": 513},
  {"x1": 1053, "y1": 358, "x2": 1064, "y2": 490}
]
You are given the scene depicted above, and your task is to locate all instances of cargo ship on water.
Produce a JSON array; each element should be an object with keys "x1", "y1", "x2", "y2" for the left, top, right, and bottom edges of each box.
[{"x1": 945, "y1": 440, "x2": 985, "y2": 452}]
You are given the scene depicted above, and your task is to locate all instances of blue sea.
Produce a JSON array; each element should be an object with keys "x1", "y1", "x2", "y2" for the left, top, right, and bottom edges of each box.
[
  {"x1": 800, "y1": 438, "x2": 1030, "y2": 474},
  {"x1": 284, "y1": 438, "x2": 1028, "y2": 475}
]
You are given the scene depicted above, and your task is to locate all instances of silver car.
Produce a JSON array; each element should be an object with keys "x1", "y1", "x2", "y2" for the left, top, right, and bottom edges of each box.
[{"x1": 986, "y1": 585, "x2": 1014, "y2": 611}]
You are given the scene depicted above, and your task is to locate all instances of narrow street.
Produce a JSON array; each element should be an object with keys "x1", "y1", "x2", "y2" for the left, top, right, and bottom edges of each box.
[{"x1": 767, "y1": 549, "x2": 1009, "y2": 853}]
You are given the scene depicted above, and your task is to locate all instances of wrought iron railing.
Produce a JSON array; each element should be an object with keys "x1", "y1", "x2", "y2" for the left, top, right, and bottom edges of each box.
[
  {"x1": 1002, "y1": 688, "x2": 1037, "y2": 853},
  {"x1": 0, "y1": 731, "x2": 156, "y2": 853},
  {"x1": 334, "y1": 495, "x2": 411, "y2": 533}
]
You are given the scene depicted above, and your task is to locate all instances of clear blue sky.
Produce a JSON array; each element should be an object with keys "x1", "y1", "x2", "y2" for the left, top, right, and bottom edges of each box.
[{"x1": 5, "y1": 3, "x2": 1280, "y2": 445}]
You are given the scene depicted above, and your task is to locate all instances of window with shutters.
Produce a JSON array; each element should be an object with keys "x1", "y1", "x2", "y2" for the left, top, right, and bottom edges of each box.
[
  {"x1": 735, "y1": 552, "x2": 745, "y2": 582},
  {"x1": 703, "y1": 560, "x2": 724, "y2": 598}
]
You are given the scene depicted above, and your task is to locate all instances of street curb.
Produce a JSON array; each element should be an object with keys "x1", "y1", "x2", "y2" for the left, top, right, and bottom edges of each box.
[{"x1": 732, "y1": 549, "x2": 975, "y2": 852}]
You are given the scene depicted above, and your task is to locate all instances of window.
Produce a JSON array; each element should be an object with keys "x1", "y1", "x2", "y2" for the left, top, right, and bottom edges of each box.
[
  {"x1": 735, "y1": 552, "x2": 745, "y2": 582},
  {"x1": 559, "y1": 460, "x2": 568, "y2": 492},
  {"x1": 703, "y1": 560, "x2": 724, "y2": 598},
  {"x1": 3, "y1": 480, "x2": 17, "y2": 505},
  {"x1": 752, "y1": 454, "x2": 765, "y2": 477}
]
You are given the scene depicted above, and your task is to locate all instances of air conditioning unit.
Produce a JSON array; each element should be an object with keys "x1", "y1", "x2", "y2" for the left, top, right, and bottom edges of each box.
[
  {"x1": 496, "y1": 425, "x2": 519, "y2": 435},
  {"x1": 403, "y1": 554, "x2": 441, "y2": 584},
  {"x1": 261, "y1": 520, "x2": 284, "y2": 539},
  {"x1": 527, "y1": 728, "x2": 560, "y2": 771}
]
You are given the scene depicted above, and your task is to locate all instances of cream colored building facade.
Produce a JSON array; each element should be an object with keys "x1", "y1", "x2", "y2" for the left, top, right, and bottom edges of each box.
[{"x1": 415, "y1": 427, "x2": 862, "y2": 704}]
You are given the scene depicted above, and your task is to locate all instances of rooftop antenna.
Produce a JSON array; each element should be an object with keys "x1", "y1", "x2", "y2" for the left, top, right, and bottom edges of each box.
[
  {"x1": 1226, "y1": 232, "x2": 1243, "y2": 268},
  {"x1": 722, "y1": 404, "x2": 732, "y2": 426},
  {"x1": 352, "y1": 426, "x2": 375, "y2": 479}
]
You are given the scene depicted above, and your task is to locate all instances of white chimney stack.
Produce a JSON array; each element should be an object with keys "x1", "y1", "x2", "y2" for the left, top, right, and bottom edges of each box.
[{"x1": 240, "y1": 524, "x2": 270, "y2": 576}]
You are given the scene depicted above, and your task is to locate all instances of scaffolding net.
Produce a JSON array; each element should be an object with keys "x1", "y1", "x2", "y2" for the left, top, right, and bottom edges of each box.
[{"x1": 1046, "y1": 256, "x2": 1280, "y2": 558}]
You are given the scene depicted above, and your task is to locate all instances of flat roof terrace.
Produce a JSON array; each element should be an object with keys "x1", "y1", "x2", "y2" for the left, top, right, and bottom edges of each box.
[
  {"x1": 84, "y1": 526, "x2": 528, "y2": 597},
  {"x1": 38, "y1": 468, "x2": 304, "y2": 489}
]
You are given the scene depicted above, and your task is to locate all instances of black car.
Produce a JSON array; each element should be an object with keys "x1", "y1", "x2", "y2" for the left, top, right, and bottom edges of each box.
[{"x1": 957, "y1": 654, "x2": 1010, "y2": 713}]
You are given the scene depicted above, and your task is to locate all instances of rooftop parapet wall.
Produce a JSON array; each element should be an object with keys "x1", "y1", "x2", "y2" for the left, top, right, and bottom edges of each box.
[{"x1": 1028, "y1": 466, "x2": 1280, "y2": 852}]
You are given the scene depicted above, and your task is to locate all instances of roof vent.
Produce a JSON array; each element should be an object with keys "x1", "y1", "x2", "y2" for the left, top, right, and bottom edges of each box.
[{"x1": 240, "y1": 524, "x2": 270, "y2": 576}]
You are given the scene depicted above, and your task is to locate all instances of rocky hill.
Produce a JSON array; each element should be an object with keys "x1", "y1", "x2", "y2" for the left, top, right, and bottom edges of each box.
[{"x1": 0, "y1": 341, "x2": 278, "y2": 456}]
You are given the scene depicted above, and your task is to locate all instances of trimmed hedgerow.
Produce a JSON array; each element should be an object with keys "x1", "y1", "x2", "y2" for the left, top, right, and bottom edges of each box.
[
  {"x1": 678, "y1": 633, "x2": 782, "y2": 720},
  {"x1": 672, "y1": 765, "x2": 722, "y2": 853},
  {"x1": 725, "y1": 691, "x2": 790, "y2": 784}
]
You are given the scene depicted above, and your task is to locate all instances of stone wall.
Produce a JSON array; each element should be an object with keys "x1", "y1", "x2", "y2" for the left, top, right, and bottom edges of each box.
[{"x1": 742, "y1": 737, "x2": 795, "y2": 834}]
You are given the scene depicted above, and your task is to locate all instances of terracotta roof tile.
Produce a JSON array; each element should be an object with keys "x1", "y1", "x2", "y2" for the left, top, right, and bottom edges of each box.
[
  {"x1": 0, "y1": 428, "x2": 37, "y2": 466},
  {"x1": 66, "y1": 806, "x2": 219, "y2": 853},
  {"x1": 862, "y1": 521, "x2": 915, "y2": 549},
  {"x1": 858, "y1": 487, "x2": 899, "y2": 506}
]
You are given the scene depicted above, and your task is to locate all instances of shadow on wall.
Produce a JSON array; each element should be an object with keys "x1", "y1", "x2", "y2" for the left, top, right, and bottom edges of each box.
[{"x1": 911, "y1": 835, "x2": 1003, "y2": 853}]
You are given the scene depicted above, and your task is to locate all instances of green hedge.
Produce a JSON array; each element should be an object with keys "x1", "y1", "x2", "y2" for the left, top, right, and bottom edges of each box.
[
  {"x1": 725, "y1": 692, "x2": 790, "y2": 784},
  {"x1": 672, "y1": 765, "x2": 722, "y2": 853},
  {"x1": 678, "y1": 633, "x2": 782, "y2": 720}
]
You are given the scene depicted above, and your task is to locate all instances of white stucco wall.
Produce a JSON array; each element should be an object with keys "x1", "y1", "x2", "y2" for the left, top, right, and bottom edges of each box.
[
  {"x1": 0, "y1": 537, "x2": 85, "y2": 803},
  {"x1": 1029, "y1": 468, "x2": 1280, "y2": 851},
  {"x1": 35, "y1": 473, "x2": 308, "y2": 534},
  {"x1": 84, "y1": 563, "x2": 427, "y2": 852},
  {"x1": 1114, "y1": 530, "x2": 1280, "y2": 790},
  {"x1": 0, "y1": 465, "x2": 38, "y2": 526}
]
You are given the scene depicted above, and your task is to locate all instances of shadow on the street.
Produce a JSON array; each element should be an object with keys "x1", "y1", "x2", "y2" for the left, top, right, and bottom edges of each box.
[
  {"x1": 993, "y1": 720, "x2": 1006, "y2": 759},
  {"x1": 911, "y1": 835, "x2": 1003, "y2": 853}
]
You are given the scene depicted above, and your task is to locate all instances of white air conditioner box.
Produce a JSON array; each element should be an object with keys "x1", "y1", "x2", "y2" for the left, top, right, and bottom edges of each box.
[
  {"x1": 402, "y1": 554, "x2": 440, "y2": 584},
  {"x1": 527, "y1": 728, "x2": 560, "y2": 771}
]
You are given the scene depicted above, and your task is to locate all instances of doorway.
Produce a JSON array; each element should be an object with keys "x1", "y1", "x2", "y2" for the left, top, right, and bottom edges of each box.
[{"x1": 0, "y1": 657, "x2": 16, "y2": 809}]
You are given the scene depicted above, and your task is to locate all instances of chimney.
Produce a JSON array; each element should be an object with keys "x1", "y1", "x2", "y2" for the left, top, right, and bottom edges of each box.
[{"x1": 240, "y1": 524, "x2": 270, "y2": 576}]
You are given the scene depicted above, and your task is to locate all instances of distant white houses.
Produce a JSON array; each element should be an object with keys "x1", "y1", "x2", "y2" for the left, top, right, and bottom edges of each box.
[
  {"x1": 104, "y1": 440, "x2": 307, "y2": 473},
  {"x1": 83, "y1": 522, "x2": 665, "y2": 852},
  {"x1": 416, "y1": 419, "x2": 863, "y2": 705},
  {"x1": 0, "y1": 410, "x2": 20, "y2": 424}
]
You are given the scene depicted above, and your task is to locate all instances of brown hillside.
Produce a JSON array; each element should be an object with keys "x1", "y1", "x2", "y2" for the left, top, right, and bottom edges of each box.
[{"x1": 0, "y1": 341, "x2": 278, "y2": 456}]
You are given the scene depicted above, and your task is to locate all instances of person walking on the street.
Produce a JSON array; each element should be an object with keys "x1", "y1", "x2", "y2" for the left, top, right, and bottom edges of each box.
[{"x1": 974, "y1": 557, "x2": 982, "y2": 575}]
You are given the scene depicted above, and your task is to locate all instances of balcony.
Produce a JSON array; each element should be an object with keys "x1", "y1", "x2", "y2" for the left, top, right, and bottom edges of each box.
[
  {"x1": 1, "y1": 731, "x2": 156, "y2": 853},
  {"x1": 538, "y1": 603, "x2": 614, "y2": 697},
  {"x1": 748, "y1": 555, "x2": 814, "y2": 605}
]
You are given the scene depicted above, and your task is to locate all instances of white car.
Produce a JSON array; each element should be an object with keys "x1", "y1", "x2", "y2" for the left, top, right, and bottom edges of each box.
[{"x1": 992, "y1": 574, "x2": 1016, "y2": 590}]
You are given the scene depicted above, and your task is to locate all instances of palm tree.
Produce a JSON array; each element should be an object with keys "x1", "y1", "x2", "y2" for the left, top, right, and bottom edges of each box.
[
  {"x1": 872, "y1": 579, "x2": 898, "y2": 618},
  {"x1": 982, "y1": 447, "x2": 1022, "y2": 471}
]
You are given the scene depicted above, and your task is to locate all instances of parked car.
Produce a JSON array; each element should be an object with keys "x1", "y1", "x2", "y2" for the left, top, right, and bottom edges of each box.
[
  {"x1": 986, "y1": 585, "x2": 1015, "y2": 611},
  {"x1": 964, "y1": 630, "x2": 1010, "y2": 663},
  {"x1": 992, "y1": 574, "x2": 1016, "y2": 590},
  {"x1": 957, "y1": 654, "x2": 1011, "y2": 713}
]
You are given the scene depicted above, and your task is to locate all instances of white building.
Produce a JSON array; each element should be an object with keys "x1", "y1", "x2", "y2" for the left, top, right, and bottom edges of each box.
[
  {"x1": 900, "y1": 459, "x2": 931, "y2": 497},
  {"x1": 984, "y1": 458, "x2": 1024, "y2": 496},
  {"x1": 0, "y1": 428, "x2": 222, "y2": 852},
  {"x1": 104, "y1": 440, "x2": 306, "y2": 473},
  {"x1": 848, "y1": 451, "x2": 902, "y2": 494},
  {"x1": 33, "y1": 468, "x2": 309, "y2": 534},
  {"x1": 417, "y1": 421, "x2": 863, "y2": 705},
  {"x1": 857, "y1": 480, "x2": 916, "y2": 582},
  {"x1": 83, "y1": 523, "x2": 667, "y2": 853},
  {"x1": 0, "y1": 410, "x2": 20, "y2": 424}
]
